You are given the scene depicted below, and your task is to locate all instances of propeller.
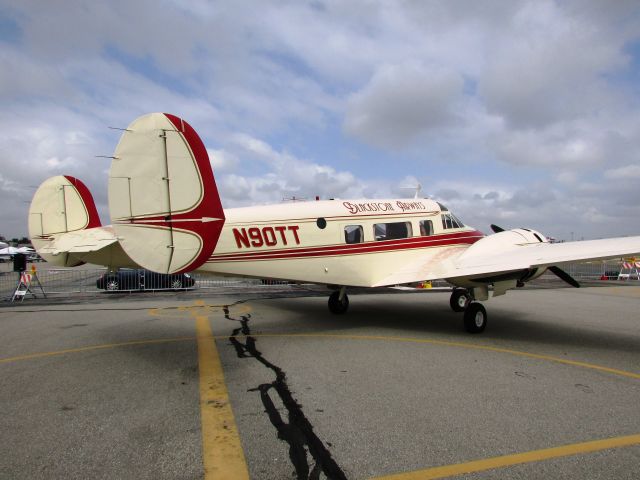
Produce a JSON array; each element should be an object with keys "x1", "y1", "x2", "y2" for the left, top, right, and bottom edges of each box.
[
  {"x1": 548, "y1": 266, "x2": 580, "y2": 288},
  {"x1": 490, "y1": 224, "x2": 580, "y2": 288}
]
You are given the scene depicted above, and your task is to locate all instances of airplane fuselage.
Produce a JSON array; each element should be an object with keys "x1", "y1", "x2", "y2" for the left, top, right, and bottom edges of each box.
[{"x1": 203, "y1": 198, "x2": 484, "y2": 287}]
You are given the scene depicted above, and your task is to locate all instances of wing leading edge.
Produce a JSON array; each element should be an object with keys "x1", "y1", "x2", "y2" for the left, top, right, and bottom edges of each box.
[{"x1": 372, "y1": 235, "x2": 640, "y2": 287}]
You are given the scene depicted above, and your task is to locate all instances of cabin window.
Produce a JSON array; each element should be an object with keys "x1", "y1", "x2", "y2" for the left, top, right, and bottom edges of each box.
[
  {"x1": 419, "y1": 220, "x2": 433, "y2": 236},
  {"x1": 374, "y1": 221, "x2": 412, "y2": 241},
  {"x1": 344, "y1": 225, "x2": 364, "y2": 244},
  {"x1": 316, "y1": 217, "x2": 327, "y2": 229}
]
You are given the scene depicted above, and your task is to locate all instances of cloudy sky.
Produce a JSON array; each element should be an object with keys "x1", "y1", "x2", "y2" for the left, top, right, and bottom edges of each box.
[{"x1": 1, "y1": 0, "x2": 639, "y2": 240}]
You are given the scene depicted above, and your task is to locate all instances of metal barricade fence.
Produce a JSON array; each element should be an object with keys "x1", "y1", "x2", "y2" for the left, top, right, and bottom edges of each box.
[
  {"x1": 0, "y1": 260, "x2": 633, "y2": 299},
  {"x1": 565, "y1": 260, "x2": 621, "y2": 280},
  {"x1": 0, "y1": 267, "x2": 282, "y2": 297}
]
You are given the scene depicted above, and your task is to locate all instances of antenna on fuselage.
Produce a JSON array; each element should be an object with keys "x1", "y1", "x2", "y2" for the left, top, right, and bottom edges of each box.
[
  {"x1": 399, "y1": 182, "x2": 423, "y2": 199},
  {"x1": 282, "y1": 196, "x2": 308, "y2": 202}
]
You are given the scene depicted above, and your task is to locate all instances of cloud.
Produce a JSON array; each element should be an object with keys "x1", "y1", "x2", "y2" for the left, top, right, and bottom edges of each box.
[
  {"x1": 478, "y1": 1, "x2": 630, "y2": 128},
  {"x1": 0, "y1": 174, "x2": 21, "y2": 194},
  {"x1": 207, "y1": 148, "x2": 238, "y2": 173},
  {"x1": 0, "y1": 48, "x2": 75, "y2": 100},
  {"x1": 1, "y1": 0, "x2": 640, "y2": 243},
  {"x1": 435, "y1": 189, "x2": 462, "y2": 201},
  {"x1": 483, "y1": 191, "x2": 500, "y2": 200},
  {"x1": 344, "y1": 62, "x2": 464, "y2": 147},
  {"x1": 428, "y1": 174, "x2": 640, "y2": 240},
  {"x1": 604, "y1": 164, "x2": 640, "y2": 180},
  {"x1": 215, "y1": 133, "x2": 368, "y2": 205}
]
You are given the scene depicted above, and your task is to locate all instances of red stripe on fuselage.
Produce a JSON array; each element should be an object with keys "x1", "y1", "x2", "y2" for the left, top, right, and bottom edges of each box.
[{"x1": 208, "y1": 230, "x2": 483, "y2": 262}]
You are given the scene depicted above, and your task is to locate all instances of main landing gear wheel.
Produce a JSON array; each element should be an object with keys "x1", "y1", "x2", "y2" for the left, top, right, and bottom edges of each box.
[
  {"x1": 450, "y1": 289, "x2": 471, "y2": 312},
  {"x1": 463, "y1": 302, "x2": 487, "y2": 334},
  {"x1": 328, "y1": 291, "x2": 349, "y2": 314}
]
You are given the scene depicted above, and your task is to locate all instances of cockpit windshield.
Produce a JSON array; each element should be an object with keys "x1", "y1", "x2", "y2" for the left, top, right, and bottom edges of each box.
[{"x1": 441, "y1": 212, "x2": 465, "y2": 229}]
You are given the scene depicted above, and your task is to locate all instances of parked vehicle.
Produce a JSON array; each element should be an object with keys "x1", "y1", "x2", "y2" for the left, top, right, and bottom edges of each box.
[
  {"x1": 96, "y1": 269, "x2": 195, "y2": 291},
  {"x1": 260, "y1": 278, "x2": 289, "y2": 285}
]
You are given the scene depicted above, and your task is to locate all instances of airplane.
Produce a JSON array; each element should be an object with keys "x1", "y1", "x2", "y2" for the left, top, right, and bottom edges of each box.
[{"x1": 28, "y1": 113, "x2": 640, "y2": 333}]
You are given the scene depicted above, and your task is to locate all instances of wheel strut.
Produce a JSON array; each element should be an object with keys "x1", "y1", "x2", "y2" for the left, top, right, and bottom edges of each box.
[{"x1": 328, "y1": 288, "x2": 349, "y2": 314}]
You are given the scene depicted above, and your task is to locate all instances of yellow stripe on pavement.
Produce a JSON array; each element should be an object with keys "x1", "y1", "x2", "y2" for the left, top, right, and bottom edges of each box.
[
  {"x1": 4, "y1": 332, "x2": 637, "y2": 381},
  {"x1": 0, "y1": 337, "x2": 195, "y2": 364},
  {"x1": 246, "y1": 333, "x2": 640, "y2": 380},
  {"x1": 372, "y1": 433, "x2": 640, "y2": 480},
  {"x1": 196, "y1": 314, "x2": 250, "y2": 480}
]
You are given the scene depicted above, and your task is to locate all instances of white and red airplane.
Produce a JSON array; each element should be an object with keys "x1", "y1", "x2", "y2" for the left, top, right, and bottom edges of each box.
[{"x1": 28, "y1": 113, "x2": 640, "y2": 333}]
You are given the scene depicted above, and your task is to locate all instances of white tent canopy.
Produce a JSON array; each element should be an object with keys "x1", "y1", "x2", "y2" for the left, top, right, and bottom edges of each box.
[{"x1": 0, "y1": 246, "x2": 34, "y2": 255}]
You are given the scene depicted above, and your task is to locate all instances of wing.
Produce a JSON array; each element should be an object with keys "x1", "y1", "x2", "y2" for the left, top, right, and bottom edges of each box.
[{"x1": 373, "y1": 234, "x2": 640, "y2": 287}]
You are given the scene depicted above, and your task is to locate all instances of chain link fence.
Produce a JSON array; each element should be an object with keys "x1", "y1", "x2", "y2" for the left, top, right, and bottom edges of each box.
[
  {"x1": 564, "y1": 260, "x2": 625, "y2": 280},
  {"x1": 0, "y1": 266, "x2": 297, "y2": 298},
  {"x1": 0, "y1": 259, "x2": 635, "y2": 300}
]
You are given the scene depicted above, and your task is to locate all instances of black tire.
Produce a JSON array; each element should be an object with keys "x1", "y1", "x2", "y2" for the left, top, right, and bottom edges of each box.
[
  {"x1": 171, "y1": 279, "x2": 183, "y2": 290},
  {"x1": 463, "y1": 302, "x2": 487, "y2": 333},
  {"x1": 105, "y1": 278, "x2": 119, "y2": 291},
  {"x1": 450, "y1": 289, "x2": 470, "y2": 312},
  {"x1": 328, "y1": 291, "x2": 349, "y2": 314}
]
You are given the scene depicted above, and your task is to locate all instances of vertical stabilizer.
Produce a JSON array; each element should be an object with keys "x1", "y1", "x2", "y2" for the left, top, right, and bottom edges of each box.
[
  {"x1": 108, "y1": 113, "x2": 225, "y2": 274},
  {"x1": 28, "y1": 175, "x2": 102, "y2": 266}
]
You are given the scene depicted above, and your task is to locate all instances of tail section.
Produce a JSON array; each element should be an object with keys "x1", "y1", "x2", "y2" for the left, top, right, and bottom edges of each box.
[
  {"x1": 108, "y1": 113, "x2": 225, "y2": 274},
  {"x1": 28, "y1": 175, "x2": 102, "y2": 266}
]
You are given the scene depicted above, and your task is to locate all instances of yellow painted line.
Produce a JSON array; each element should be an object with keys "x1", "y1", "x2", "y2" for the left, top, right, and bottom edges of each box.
[
  {"x1": 0, "y1": 337, "x2": 195, "y2": 364},
  {"x1": 196, "y1": 314, "x2": 250, "y2": 480},
  {"x1": 595, "y1": 286, "x2": 640, "y2": 298},
  {"x1": 4, "y1": 331, "x2": 636, "y2": 381},
  {"x1": 148, "y1": 303, "x2": 252, "y2": 319},
  {"x1": 3, "y1": 301, "x2": 251, "y2": 478},
  {"x1": 371, "y1": 433, "x2": 640, "y2": 480},
  {"x1": 243, "y1": 333, "x2": 640, "y2": 380}
]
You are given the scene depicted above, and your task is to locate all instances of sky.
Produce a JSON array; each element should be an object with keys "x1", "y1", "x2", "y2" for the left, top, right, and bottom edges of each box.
[{"x1": 1, "y1": 0, "x2": 639, "y2": 241}]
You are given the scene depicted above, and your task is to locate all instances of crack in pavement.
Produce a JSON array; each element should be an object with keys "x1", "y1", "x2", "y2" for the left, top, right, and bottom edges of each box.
[{"x1": 224, "y1": 306, "x2": 347, "y2": 480}]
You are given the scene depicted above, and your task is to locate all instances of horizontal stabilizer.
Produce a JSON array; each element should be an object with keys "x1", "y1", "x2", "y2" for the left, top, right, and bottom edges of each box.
[
  {"x1": 38, "y1": 226, "x2": 117, "y2": 254},
  {"x1": 35, "y1": 226, "x2": 138, "y2": 268}
]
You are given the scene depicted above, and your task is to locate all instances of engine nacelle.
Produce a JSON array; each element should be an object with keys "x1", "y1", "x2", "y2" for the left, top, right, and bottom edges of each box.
[
  {"x1": 458, "y1": 228, "x2": 547, "y2": 261},
  {"x1": 450, "y1": 228, "x2": 549, "y2": 289}
]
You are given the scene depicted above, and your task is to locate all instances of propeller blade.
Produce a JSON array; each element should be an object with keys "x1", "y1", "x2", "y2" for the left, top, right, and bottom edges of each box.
[
  {"x1": 490, "y1": 224, "x2": 505, "y2": 233},
  {"x1": 549, "y1": 266, "x2": 580, "y2": 288}
]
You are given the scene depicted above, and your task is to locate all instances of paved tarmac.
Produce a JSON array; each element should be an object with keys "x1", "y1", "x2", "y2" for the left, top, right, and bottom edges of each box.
[{"x1": 1, "y1": 286, "x2": 639, "y2": 479}]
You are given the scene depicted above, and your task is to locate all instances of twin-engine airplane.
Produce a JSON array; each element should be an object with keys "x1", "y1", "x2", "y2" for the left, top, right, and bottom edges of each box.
[{"x1": 29, "y1": 113, "x2": 640, "y2": 333}]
